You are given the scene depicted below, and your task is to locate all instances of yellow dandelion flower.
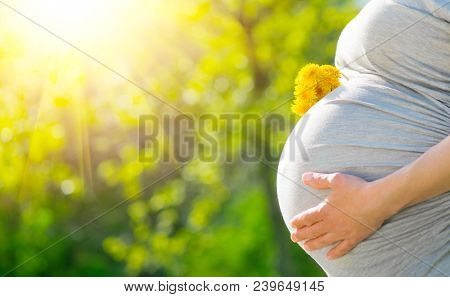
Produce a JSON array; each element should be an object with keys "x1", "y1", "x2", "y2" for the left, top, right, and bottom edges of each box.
[
  {"x1": 294, "y1": 84, "x2": 316, "y2": 101},
  {"x1": 320, "y1": 65, "x2": 340, "y2": 79},
  {"x1": 291, "y1": 100, "x2": 313, "y2": 115},
  {"x1": 314, "y1": 86, "x2": 325, "y2": 99},
  {"x1": 297, "y1": 63, "x2": 321, "y2": 84},
  {"x1": 292, "y1": 64, "x2": 341, "y2": 115},
  {"x1": 319, "y1": 65, "x2": 341, "y2": 89}
]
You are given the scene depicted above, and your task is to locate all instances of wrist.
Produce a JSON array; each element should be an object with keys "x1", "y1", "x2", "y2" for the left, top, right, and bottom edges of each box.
[{"x1": 366, "y1": 176, "x2": 408, "y2": 220}]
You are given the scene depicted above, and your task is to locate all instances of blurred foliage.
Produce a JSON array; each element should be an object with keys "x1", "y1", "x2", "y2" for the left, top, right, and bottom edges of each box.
[{"x1": 0, "y1": 0, "x2": 358, "y2": 276}]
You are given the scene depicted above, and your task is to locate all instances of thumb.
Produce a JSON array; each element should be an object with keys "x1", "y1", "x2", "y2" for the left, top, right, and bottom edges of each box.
[{"x1": 302, "y1": 172, "x2": 344, "y2": 189}]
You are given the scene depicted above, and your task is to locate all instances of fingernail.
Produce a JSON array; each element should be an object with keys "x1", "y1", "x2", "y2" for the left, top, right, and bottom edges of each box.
[
  {"x1": 303, "y1": 172, "x2": 313, "y2": 182},
  {"x1": 290, "y1": 233, "x2": 297, "y2": 242}
]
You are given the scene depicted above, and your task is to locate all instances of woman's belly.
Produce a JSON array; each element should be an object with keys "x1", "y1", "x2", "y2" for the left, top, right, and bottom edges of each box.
[{"x1": 277, "y1": 76, "x2": 449, "y2": 276}]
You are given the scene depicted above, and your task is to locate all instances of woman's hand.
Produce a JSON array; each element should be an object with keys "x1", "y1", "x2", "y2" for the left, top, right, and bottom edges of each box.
[
  {"x1": 290, "y1": 172, "x2": 391, "y2": 260},
  {"x1": 290, "y1": 136, "x2": 450, "y2": 260}
]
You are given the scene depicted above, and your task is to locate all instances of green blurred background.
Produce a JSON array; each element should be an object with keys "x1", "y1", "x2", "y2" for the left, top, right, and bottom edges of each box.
[{"x1": 0, "y1": 0, "x2": 364, "y2": 276}]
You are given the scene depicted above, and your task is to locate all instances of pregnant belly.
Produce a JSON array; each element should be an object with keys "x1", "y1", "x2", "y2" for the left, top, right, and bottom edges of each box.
[{"x1": 277, "y1": 77, "x2": 450, "y2": 276}]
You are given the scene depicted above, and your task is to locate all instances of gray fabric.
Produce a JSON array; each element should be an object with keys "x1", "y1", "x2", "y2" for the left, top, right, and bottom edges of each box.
[{"x1": 277, "y1": 0, "x2": 450, "y2": 276}]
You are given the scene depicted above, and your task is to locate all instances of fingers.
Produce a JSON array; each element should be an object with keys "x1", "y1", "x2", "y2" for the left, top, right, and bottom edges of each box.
[
  {"x1": 290, "y1": 204, "x2": 326, "y2": 228},
  {"x1": 303, "y1": 233, "x2": 340, "y2": 251},
  {"x1": 326, "y1": 240, "x2": 355, "y2": 260},
  {"x1": 291, "y1": 221, "x2": 327, "y2": 243},
  {"x1": 302, "y1": 172, "x2": 345, "y2": 189}
]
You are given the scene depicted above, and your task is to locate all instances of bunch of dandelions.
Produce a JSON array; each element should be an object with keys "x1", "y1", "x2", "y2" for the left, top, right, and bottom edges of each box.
[{"x1": 291, "y1": 64, "x2": 341, "y2": 115}]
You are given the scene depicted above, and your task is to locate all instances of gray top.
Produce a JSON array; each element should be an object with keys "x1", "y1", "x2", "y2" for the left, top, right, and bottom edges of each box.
[{"x1": 277, "y1": 0, "x2": 449, "y2": 276}]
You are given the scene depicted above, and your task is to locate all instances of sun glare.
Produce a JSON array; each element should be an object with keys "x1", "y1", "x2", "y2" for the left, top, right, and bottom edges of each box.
[
  {"x1": 1, "y1": 0, "x2": 167, "y2": 79},
  {"x1": 30, "y1": 0, "x2": 103, "y2": 31},
  {"x1": 14, "y1": 0, "x2": 128, "y2": 50}
]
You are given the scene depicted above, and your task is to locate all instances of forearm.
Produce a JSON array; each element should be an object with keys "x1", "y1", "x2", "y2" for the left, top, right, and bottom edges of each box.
[{"x1": 371, "y1": 136, "x2": 450, "y2": 219}]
